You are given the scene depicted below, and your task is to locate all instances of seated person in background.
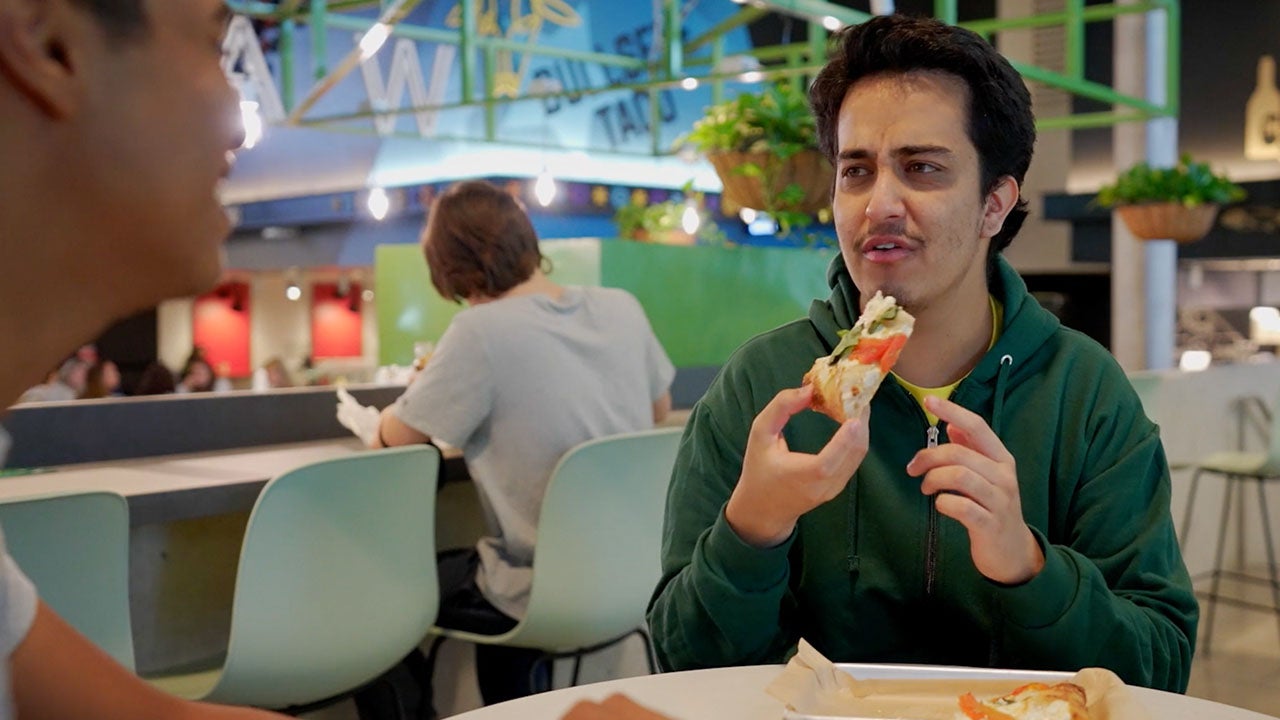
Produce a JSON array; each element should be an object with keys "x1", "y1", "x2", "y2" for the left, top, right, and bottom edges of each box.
[
  {"x1": 80, "y1": 359, "x2": 121, "y2": 399},
  {"x1": 262, "y1": 357, "x2": 292, "y2": 388},
  {"x1": 648, "y1": 14, "x2": 1197, "y2": 692},
  {"x1": 0, "y1": 0, "x2": 286, "y2": 716},
  {"x1": 133, "y1": 360, "x2": 177, "y2": 396},
  {"x1": 176, "y1": 351, "x2": 215, "y2": 393},
  {"x1": 16, "y1": 358, "x2": 86, "y2": 404},
  {"x1": 366, "y1": 180, "x2": 675, "y2": 712}
]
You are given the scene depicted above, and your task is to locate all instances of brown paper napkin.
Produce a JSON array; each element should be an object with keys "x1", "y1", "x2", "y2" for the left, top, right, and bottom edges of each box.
[{"x1": 765, "y1": 639, "x2": 1150, "y2": 720}]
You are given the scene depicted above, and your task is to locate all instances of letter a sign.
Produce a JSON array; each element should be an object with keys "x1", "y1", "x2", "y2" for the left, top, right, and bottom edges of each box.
[{"x1": 1245, "y1": 55, "x2": 1280, "y2": 160}]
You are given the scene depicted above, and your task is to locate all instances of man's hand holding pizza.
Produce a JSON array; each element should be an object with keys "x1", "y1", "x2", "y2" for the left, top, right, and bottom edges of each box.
[
  {"x1": 725, "y1": 386, "x2": 870, "y2": 548},
  {"x1": 907, "y1": 395, "x2": 1045, "y2": 585}
]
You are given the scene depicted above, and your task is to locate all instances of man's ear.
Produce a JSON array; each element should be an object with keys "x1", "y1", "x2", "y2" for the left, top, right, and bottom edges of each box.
[
  {"x1": 0, "y1": 0, "x2": 81, "y2": 118},
  {"x1": 980, "y1": 175, "x2": 1020, "y2": 240}
]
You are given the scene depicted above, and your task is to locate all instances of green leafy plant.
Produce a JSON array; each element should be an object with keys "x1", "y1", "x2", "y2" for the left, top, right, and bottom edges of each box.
[
  {"x1": 678, "y1": 81, "x2": 817, "y2": 160},
  {"x1": 675, "y1": 82, "x2": 830, "y2": 237},
  {"x1": 1094, "y1": 155, "x2": 1246, "y2": 208}
]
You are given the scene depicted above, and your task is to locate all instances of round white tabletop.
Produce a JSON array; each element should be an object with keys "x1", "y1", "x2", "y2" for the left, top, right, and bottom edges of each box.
[{"x1": 448, "y1": 665, "x2": 1279, "y2": 720}]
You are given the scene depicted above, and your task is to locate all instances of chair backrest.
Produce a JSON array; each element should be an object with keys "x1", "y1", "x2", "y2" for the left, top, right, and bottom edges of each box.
[
  {"x1": 0, "y1": 491, "x2": 134, "y2": 670},
  {"x1": 204, "y1": 445, "x2": 439, "y2": 708},
  {"x1": 509, "y1": 427, "x2": 683, "y2": 651}
]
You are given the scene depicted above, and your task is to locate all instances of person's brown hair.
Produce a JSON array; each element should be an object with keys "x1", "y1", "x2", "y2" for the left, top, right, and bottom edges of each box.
[{"x1": 422, "y1": 181, "x2": 546, "y2": 303}]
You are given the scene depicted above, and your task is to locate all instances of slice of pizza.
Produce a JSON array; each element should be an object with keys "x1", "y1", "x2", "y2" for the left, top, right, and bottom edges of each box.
[
  {"x1": 802, "y1": 291, "x2": 914, "y2": 423},
  {"x1": 956, "y1": 682, "x2": 1089, "y2": 720}
]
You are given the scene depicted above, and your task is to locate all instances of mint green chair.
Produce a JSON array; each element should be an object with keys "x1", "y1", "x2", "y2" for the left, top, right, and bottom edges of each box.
[
  {"x1": 148, "y1": 445, "x2": 440, "y2": 710},
  {"x1": 0, "y1": 490, "x2": 134, "y2": 670},
  {"x1": 1180, "y1": 394, "x2": 1280, "y2": 655},
  {"x1": 427, "y1": 427, "x2": 683, "y2": 686}
]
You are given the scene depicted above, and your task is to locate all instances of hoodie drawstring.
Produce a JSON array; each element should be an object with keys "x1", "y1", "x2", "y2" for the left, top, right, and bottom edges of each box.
[{"x1": 992, "y1": 354, "x2": 1013, "y2": 437}]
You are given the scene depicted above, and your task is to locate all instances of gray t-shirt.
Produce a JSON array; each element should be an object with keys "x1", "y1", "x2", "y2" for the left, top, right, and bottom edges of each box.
[
  {"x1": 392, "y1": 286, "x2": 674, "y2": 618},
  {"x1": 0, "y1": 431, "x2": 41, "y2": 720}
]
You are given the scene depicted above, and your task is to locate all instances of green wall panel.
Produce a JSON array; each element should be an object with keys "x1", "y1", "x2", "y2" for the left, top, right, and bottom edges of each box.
[
  {"x1": 599, "y1": 241, "x2": 834, "y2": 367},
  {"x1": 376, "y1": 238, "x2": 835, "y2": 368},
  {"x1": 375, "y1": 239, "x2": 602, "y2": 365}
]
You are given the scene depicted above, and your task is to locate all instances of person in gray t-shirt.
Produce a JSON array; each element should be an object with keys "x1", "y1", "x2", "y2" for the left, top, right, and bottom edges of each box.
[{"x1": 368, "y1": 180, "x2": 674, "y2": 711}]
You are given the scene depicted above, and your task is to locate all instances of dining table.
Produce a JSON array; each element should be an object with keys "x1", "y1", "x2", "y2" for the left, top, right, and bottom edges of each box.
[{"x1": 447, "y1": 664, "x2": 1279, "y2": 720}]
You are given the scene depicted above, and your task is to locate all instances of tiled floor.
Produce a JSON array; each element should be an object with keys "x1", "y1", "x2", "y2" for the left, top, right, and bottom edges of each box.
[{"x1": 1185, "y1": 574, "x2": 1280, "y2": 718}]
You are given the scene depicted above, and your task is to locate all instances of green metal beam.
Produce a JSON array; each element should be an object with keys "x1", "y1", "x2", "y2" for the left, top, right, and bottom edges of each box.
[
  {"x1": 663, "y1": 0, "x2": 683, "y2": 79},
  {"x1": 686, "y1": 7, "x2": 768, "y2": 54},
  {"x1": 460, "y1": 0, "x2": 476, "y2": 102},
  {"x1": 311, "y1": 0, "x2": 327, "y2": 80},
  {"x1": 934, "y1": 0, "x2": 957, "y2": 25},
  {"x1": 1035, "y1": 110, "x2": 1154, "y2": 131},
  {"x1": 1012, "y1": 60, "x2": 1170, "y2": 116},
  {"x1": 1065, "y1": 0, "x2": 1084, "y2": 79},
  {"x1": 959, "y1": 1, "x2": 1163, "y2": 34}
]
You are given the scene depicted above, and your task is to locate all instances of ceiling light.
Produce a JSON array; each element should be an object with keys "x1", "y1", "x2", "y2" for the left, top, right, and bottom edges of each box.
[
  {"x1": 822, "y1": 16, "x2": 842, "y2": 31},
  {"x1": 285, "y1": 282, "x2": 302, "y2": 302},
  {"x1": 359, "y1": 22, "x2": 391, "y2": 60},
  {"x1": 739, "y1": 70, "x2": 764, "y2": 83},
  {"x1": 367, "y1": 187, "x2": 390, "y2": 221},
  {"x1": 534, "y1": 167, "x2": 557, "y2": 207},
  {"x1": 1178, "y1": 350, "x2": 1211, "y2": 372},
  {"x1": 680, "y1": 77, "x2": 699, "y2": 91}
]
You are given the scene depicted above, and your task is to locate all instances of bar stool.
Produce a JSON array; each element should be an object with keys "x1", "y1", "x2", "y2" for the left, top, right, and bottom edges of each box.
[{"x1": 1180, "y1": 395, "x2": 1280, "y2": 655}]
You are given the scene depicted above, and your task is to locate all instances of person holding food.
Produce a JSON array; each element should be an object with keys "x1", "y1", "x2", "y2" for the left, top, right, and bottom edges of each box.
[
  {"x1": 648, "y1": 14, "x2": 1197, "y2": 692},
  {"x1": 362, "y1": 179, "x2": 675, "y2": 716}
]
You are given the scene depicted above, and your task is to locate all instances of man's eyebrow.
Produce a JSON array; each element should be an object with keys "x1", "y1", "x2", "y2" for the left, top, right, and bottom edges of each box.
[{"x1": 836, "y1": 145, "x2": 954, "y2": 162}]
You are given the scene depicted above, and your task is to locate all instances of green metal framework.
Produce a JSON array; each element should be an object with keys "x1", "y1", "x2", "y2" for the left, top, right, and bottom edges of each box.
[{"x1": 225, "y1": 0, "x2": 1180, "y2": 151}]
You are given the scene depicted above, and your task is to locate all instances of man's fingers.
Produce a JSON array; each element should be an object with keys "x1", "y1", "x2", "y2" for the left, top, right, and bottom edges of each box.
[
  {"x1": 923, "y1": 396, "x2": 1012, "y2": 462},
  {"x1": 752, "y1": 385, "x2": 814, "y2": 439},
  {"x1": 813, "y1": 415, "x2": 869, "y2": 478},
  {"x1": 918, "y1": 466, "x2": 1002, "y2": 513},
  {"x1": 907, "y1": 444, "x2": 1005, "y2": 488}
]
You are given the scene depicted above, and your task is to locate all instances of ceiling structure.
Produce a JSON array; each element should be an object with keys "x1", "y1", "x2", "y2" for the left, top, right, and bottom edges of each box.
[{"x1": 217, "y1": 0, "x2": 1180, "y2": 204}]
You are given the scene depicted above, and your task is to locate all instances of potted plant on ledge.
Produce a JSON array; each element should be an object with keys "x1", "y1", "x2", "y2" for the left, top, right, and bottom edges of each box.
[
  {"x1": 677, "y1": 82, "x2": 832, "y2": 234},
  {"x1": 1094, "y1": 155, "x2": 1246, "y2": 243}
]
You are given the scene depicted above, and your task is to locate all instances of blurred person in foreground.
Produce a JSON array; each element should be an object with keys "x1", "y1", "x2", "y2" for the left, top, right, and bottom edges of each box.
[
  {"x1": 0, "y1": 0, "x2": 286, "y2": 716},
  {"x1": 363, "y1": 179, "x2": 675, "y2": 715},
  {"x1": 648, "y1": 14, "x2": 1197, "y2": 692}
]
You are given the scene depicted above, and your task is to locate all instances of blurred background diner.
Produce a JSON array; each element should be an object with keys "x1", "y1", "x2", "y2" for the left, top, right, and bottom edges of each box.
[{"x1": 2, "y1": 1, "x2": 1280, "y2": 719}]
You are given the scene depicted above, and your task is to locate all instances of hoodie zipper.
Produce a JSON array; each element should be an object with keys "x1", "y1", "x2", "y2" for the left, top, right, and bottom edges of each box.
[{"x1": 924, "y1": 424, "x2": 940, "y2": 596}]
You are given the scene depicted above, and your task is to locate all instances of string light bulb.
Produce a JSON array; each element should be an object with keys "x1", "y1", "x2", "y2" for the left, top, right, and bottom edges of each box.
[
  {"x1": 367, "y1": 187, "x2": 390, "y2": 221},
  {"x1": 681, "y1": 201, "x2": 701, "y2": 235},
  {"x1": 534, "y1": 167, "x2": 557, "y2": 207},
  {"x1": 285, "y1": 282, "x2": 301, "y2": 301},
  {"x1": 359, "y1": 22, "x2": 391, "y2": 60}
]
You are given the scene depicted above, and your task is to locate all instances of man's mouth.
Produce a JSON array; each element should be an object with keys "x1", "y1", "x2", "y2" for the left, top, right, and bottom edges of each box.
[{"x1": 861, "y1": 236, "x2": 914, "y2": 262}]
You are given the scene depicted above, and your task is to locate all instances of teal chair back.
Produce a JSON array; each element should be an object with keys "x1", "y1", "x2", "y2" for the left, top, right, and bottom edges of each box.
[
  {"x1": 0, "y1": 491, "x2": 134, "y2": 670},
  {"x1": 498, "y1": 427, "x2": 682, "y2": 651},
  {"x1": 201, "y1": 445, "x2": 439, "y2": 708}
]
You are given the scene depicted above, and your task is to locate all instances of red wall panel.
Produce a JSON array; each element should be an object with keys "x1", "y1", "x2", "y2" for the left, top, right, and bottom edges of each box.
[
  {"x1": 192, "y1": 281, "x2": 251, "y2": 377},
  {"x1": 311, "y1": 282, "x2": 363, "y2": 359}
]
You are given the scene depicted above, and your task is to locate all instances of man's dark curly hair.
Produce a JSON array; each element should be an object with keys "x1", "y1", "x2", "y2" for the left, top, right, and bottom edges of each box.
[{"x1": 810, "y1": 14, "x2": 1036, "y2": 269}]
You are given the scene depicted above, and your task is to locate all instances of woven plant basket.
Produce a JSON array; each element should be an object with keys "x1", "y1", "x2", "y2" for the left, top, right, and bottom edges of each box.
[
  {"x1": 1116, "y1": 202, "x2": 1220, "y2": 243},
  {"x1": 708, "y1": 149, "x2": 833, "y2": 214},
  {"x1": 631, "y1": 229, "x2": 696, "y2": 246}
]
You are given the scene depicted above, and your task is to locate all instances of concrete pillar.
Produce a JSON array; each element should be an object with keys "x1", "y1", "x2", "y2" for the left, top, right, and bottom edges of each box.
[{"x1": 1110, "y1": 2, "x2": 1148, "y2": 370}]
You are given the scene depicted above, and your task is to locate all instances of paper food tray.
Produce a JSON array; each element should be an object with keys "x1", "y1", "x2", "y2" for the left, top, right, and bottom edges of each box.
[{"x1": 769, "y1": 642, "x2": 1148, "y2": 720}]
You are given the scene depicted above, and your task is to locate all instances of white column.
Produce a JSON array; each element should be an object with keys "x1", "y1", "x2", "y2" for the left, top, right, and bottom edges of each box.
[
  {"x1": 1111, "y1": 3, "x2": 1147, "y2": 370},
  {"x1": 1142, "y1": 8, "x2": 1178, "y2": 370}
]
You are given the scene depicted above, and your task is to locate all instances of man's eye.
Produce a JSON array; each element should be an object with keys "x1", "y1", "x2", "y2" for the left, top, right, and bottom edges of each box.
[
  {"x1": 908, "y1": 162, "x2": 939, "y2": 173},
  {"x1": 842, "y1": 166, "x2": 870, "y2": 178}
]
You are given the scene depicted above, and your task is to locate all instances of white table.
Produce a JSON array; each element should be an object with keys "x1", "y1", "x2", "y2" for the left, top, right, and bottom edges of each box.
[
  {"x1": 0, "y1": 439, "x2": 367, "y2": 525},
  {"x1": 449, "y1": 665, "x2": 1279, "y2": 720}
]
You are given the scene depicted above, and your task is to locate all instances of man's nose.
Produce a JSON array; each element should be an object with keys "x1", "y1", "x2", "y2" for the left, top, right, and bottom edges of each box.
[{"x1": 864, "y1": 171, "x2": 906, "y2": 224}]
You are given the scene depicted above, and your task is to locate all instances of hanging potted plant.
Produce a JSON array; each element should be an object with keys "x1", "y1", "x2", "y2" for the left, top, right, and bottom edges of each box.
[
  {"x1": 1094, "y1": 155, "x2": 1246, "y2": 243},
  {"x1": 677, "y1": 82, "x2": 832, "y2": 234},
  {"x1": 613, "y1": 186, "x2": 726, "y2": 246}
]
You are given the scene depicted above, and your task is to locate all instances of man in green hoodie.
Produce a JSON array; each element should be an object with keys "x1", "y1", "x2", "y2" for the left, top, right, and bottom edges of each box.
[{"x1": 648, "y1": 14, "x2": 1198, "y2": 692}]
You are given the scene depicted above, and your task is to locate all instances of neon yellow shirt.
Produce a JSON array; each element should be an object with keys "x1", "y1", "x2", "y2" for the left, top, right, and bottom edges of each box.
[{"x1": 894, "y1": 295, "x2": 1002, "y2": 426}]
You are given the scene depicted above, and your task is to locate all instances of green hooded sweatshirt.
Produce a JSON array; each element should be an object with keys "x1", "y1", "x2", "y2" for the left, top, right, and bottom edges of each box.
[{"x1": 648, "y1": 255, "x2": 1198, "y2": 692}]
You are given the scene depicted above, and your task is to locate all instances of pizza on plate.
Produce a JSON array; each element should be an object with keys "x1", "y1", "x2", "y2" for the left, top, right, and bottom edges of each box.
[{"x1": 956, "y1": 682, "x2": 1089, "y2": 720}]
